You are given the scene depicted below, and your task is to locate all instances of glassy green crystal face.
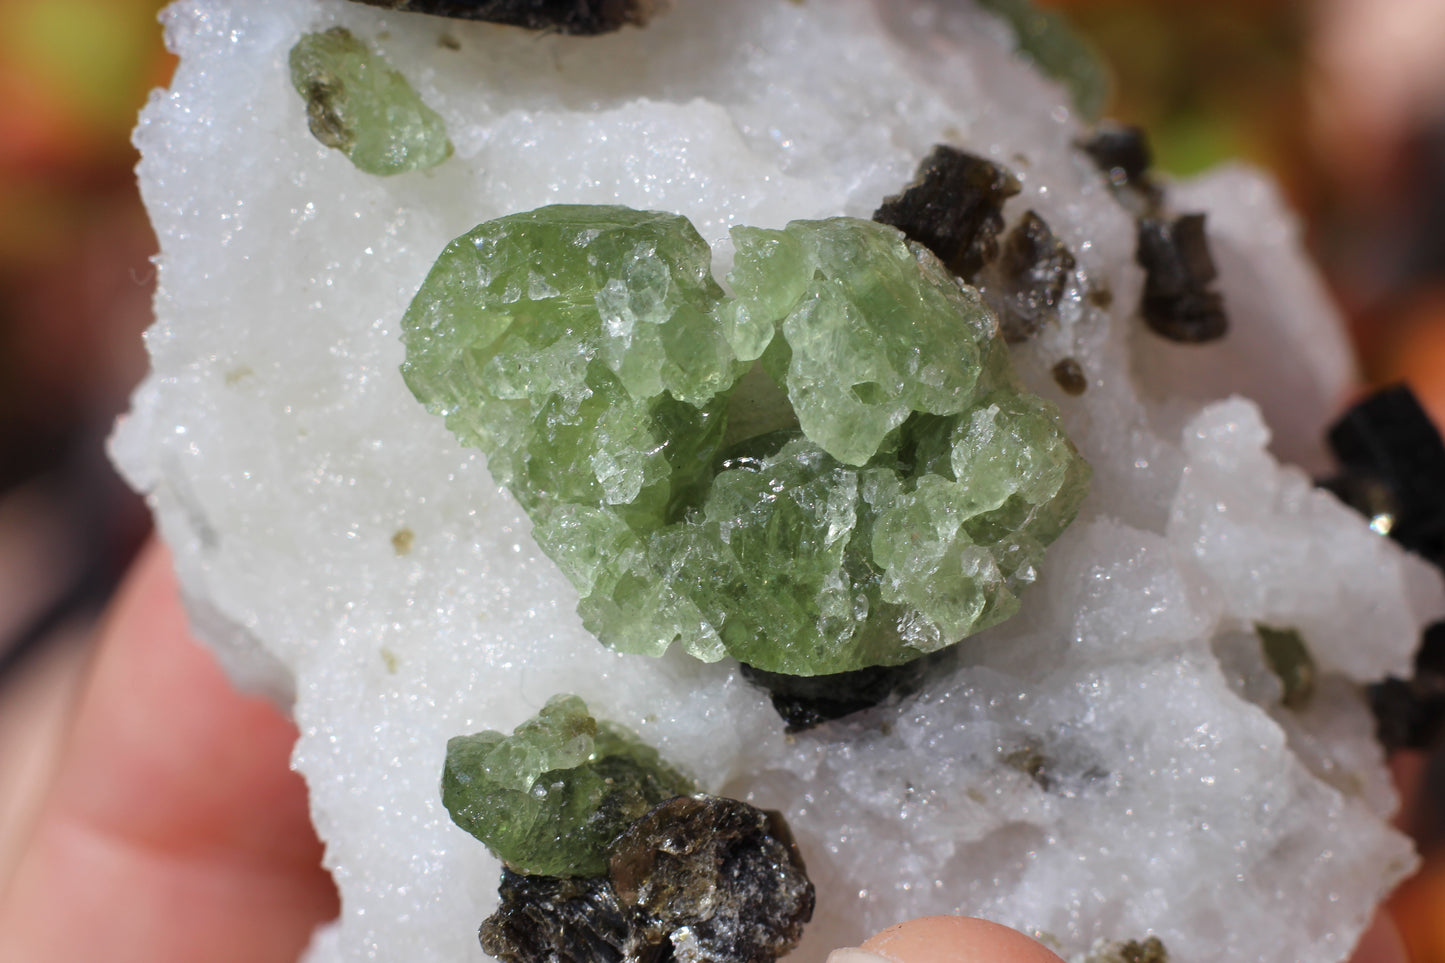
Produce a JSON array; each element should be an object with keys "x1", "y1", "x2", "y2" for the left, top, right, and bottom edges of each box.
[
  {"x1": 401, "y1": 205, "x2": 1090, "y2": 675},
  {"x1": 289, "y1": 27, "x2": 453, "y2": 175},
  {"x1": 441, "y1": 695, "x2": 694, "y2": 878}
]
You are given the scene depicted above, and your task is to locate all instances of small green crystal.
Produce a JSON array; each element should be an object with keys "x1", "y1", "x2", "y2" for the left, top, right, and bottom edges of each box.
[
  {"x1": 289, "y1": 27, "x2": 453, "y2": 175},
  {"x1": 402, "y1": 206, "x2": 1090, "y2": 675},
  {"x1": 1256, "y1": 624, "x2": 1316, "y2": 711},
  {"x1": 441, "y1": 695, "x2": 694, "y2": 877}
]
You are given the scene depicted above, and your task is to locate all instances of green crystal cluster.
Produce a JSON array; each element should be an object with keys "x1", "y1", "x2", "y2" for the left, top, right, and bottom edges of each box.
[
  {"x1": 402, "y1": 205, "x2": 1089, "y2": 675},
  {"x1": 442, "y1": 695, "x2": 694, "y2": 877},
  {"x1": 289, "y1": 27, "x2": 453, "y2": 175}
]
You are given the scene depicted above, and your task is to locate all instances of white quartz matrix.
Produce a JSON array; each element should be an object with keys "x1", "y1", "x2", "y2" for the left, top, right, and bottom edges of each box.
[{"x1": 112, "y1": 1, "x2": 1445, "y2": 961}]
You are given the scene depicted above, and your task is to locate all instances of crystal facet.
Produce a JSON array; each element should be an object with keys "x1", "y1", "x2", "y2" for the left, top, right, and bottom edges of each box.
[
  {"x1": 402, "y1": 206, "x2": 1090, "y2": 676},
  {"x1": 288, "y1": 27, "x2": 452, "y2": 175},
  {"x1": 441, "y1": 695, "x2": 694, "y2": 877}
]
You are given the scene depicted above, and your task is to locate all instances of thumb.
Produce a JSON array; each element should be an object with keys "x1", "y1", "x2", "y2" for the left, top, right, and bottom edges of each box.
[{"x1": 829, "y1": 916, "x2": 1065, "y2": 963}]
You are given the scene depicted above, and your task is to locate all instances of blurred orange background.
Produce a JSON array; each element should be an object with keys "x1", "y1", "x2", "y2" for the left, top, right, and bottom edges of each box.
[{"x1": 4, "y1": 0, "x2": 1445, "y2": 958}]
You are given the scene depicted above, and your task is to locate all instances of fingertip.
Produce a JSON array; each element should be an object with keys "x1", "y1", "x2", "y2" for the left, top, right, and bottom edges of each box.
[{"x1": 832, "y1": 916, "x2": 1065, "y2": 963}]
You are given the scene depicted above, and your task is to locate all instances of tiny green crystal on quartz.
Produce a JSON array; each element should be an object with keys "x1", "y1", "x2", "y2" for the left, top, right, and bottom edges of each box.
[
  {"x1": 289, "y1": 27, "x2": 453, "y2": 175},
  {"x1": 441, "y1": 695, "x2": 694, "y2": 877},
  {"x1": 402, "y1": 205, "x2": 1089, "y2": 675}
]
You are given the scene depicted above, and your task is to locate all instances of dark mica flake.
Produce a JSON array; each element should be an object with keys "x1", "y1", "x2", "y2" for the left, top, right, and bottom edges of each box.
[
  {"x1": 1135, "y1": 213, "x2": 1228, "y2": 343},
  {"x1": 610, "y1": 795, "x2": 814, "y2": 963},
  {"x1": 344, "y1": 0, "x2": 662, "y2": 34},
  {"x1": 1080, "y1": 123, "x2": 1152, "y2": 189},
  {"x1": 1086, "y1": 936, "x2": 1169, "y2": 963},
  {"x1": 1052, "y1": 358, "x2": 1087, "y2": 396},
  {"x1": 740, "y1": 647, "x2": 954, "y2": 732},
  {"x1": 1370, "y1": 620, "x2": 1445, "y2": 752},
  {"x1": 480, "y1": 795, "x2": 813, "y2": 963},
  {"x1": 994, "y1": 210, "x2": 1077, "y2": 342},
  {"x1": 481, "y1": 870, "x2": 640, "y2": 963},
  {"x1": 873, "y1": 145, "x2": 1021, "y2": 280},
  {"x1": 1324, "y1": 384, "x2": 1445, "y2": 569}
]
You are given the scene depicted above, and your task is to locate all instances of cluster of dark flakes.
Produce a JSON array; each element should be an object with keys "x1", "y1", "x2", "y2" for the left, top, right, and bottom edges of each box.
[
  {"x1": 1086, "y1": 936, "x2": 1169, "y2": 963},
  {"x1": 1371, "y1": 621, "x2": 1445, "y2": 752},
  {"x1": 993, "y1": 210, "x2": 1078, "y2": 343},
  {"x1": 345, "y1": 0, "x2": 662, "y2": 34},
  {"x1": 1324, "y1": 385, "x2": 1445, "y2": 568},
  {"x1": 1318, "y1": 386, "x2": 1445, "y2": 750},
  {"x1": 1078, "y1": 124, "x2": 1229, "y2": 345},
  {"x1": 872, "y1": 144, "x2": 1089, "y2": 391},
  {"x1": 481, "y1": 795, "x2": 815, "y2": 963},
  {"x1": 739, "y1": 647, "x2": 956, "y2": 733}
]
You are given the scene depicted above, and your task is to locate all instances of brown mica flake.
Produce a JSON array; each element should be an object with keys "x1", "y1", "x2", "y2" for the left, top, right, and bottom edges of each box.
[
  {"x1": 1052, "y1": 358, "x2": 1087, "y2": 396},
  {"x1": 345, "y1": 0, "x2": 667, "y2": 34},
  {"x1": 874, "y1": 145, "x2": 1021, "y2": 281},
  {"x1": 480, "y1": 794, "x2": 814, "y2": 963}
]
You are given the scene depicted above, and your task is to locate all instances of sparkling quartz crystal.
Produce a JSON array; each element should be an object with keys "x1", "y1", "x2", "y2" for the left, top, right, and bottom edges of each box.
[
  {"x1": 442, "y1": 695, "x2": 694, "y2": 877},
  {"x1": 288, "y1": 26, "x2": 452, "y2": 175},
  {"x1": 401, "y1": 207, "x2": 1089, "y2": 674}
]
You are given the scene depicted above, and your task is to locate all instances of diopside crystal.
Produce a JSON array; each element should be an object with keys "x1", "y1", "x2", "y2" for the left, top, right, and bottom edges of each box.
[
  {"x1": 441, "y1": 695, "x2": 694, "y2": 877},
  {"x1": 402, "y1": 206, "x2": 1089, "y2": 675},
  {"x1": 288, "y1": 27, "x2": 453, "y2": 176}
]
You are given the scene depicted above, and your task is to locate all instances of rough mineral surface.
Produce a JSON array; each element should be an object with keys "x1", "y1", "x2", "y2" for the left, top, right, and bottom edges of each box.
[
  {"x1": 401, "y1": 208, "x2": 1089, "y2": 675},
  {"x1": 609, "y1": 795, "x2": 815, "y2": 963},
  {"x1": 441, "y1": 695, "x2": 694, "y2": 877},
  {"x1": 112, "y1": 1, "x2": 1445, "y2": 961},
  {"x1": 288, "y1": 26, "x2": 452, "y2": 175},
  {"x1": 480, "y1": 794, "x2": 813, "y2": 963}
]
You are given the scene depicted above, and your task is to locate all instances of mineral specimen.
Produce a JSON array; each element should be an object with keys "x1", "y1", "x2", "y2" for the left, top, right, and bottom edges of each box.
[
  {"x1": 480, "y1": 795, "x2": 813, "y2": 963},
  {"x1": 872, "y1": 146, "x2": 1020, "y2": 281},
  {"x1": 1079, "y1": 124, "x2": 1152, "y2": 191},
  {"x1": 442, "y1": 695, "x2": 694, "y2": 877},
  {"x1": 401, "y1": 206, "x2": 1090, "y2": 675},
  {"x1": 738, "y1": 648, "x2": 956, "y2": 733},
  {"x1": 1135, "y1": 213, "x2": 1228, "y2": 343},
  {"x1": 989, "y1": 210, "x2": 1078, "y2": 342},
  {"x1": 1255, "y1": 624, "x2": 1315, "y2": 711},
  {"x1": 113, "y1": 0, "x2": 1445, "y2": 961},
  {"x1": 288, "y1": 27, "x2": 452, "y2": 175},
  {"x1": 1326, "y1": 384, "x2": 1445, "y2": 569},
  {"x1": 481, "y1": 870, "x2": 635, "y2": 963},
  {"x1": 609, "y1": 795, "x2": 814, "y2": 963},
  {"x1": 345, "y1": 0, "x2": 663, "y2": 34}
]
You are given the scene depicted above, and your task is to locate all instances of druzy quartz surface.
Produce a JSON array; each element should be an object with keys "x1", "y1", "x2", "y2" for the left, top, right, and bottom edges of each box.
[{"x1": 111, "y1": 0, "x2": 1445, "y2": 961}]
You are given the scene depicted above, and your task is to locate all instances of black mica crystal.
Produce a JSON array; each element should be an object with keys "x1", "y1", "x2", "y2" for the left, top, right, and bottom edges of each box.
[
  {"x1": 345, "y1": 0, "x2": 660, "y2": 34},
  {"x1": 481, "y1": 870, "x2": 642, "y2": 963},
  {"x1": 993, "y1": 209, "x2": 1078, "y2": 342},
  {"x1": 611, "y1": 796, "x2": 814, "y2": 963},
  {"x1": 1135, "y1": 213, "x2": 1228, "y2": 343},
  {"x1": 874, "y1": 145, "x2": 1021, "y2": 280},
  {"x1": 480, "y1": 794, "x2": 814, "y2": 963},
  {"x1": 1324, "y1": 384, "x2": 1445, "y2": 568},
  {"x1": 1370, "y1": 621, "x2": 1445, "y2": 752},
  {"x1": 740, "y1": 648, "x2": 955, "y2": 732},
  {"x1": 1080, "y1": 123, "x2": 1152, "y2": 190}
]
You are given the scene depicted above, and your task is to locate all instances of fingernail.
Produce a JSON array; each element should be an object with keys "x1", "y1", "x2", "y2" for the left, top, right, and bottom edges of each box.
[{"x1": 827, "y1": 948, "x2": 895, "y2": 963}]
